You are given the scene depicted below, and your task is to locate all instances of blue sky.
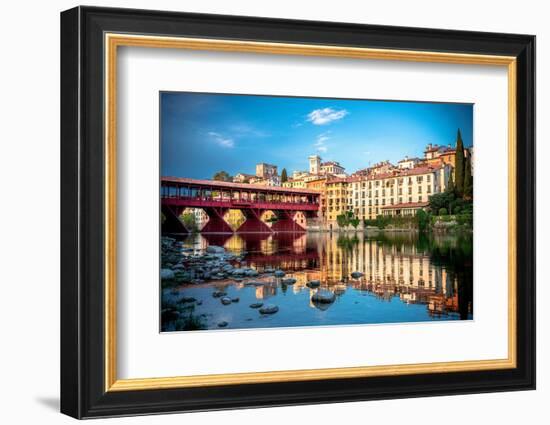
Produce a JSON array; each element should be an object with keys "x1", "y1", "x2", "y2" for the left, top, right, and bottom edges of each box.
[{"x1": 160, "y1": 92, "x2": 473, "y2": 179}]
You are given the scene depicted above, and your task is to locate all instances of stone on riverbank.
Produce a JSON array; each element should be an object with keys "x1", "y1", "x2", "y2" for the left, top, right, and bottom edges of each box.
[
  {"x1": 160, "y1": 268, "x2": 175, "y2": 280},
  {"x1": 312, "y1": 290, "x2": 336, "y2": 304},
  {"x1": 306, "y1": 280, "x2": 320, "y2": 288},
  {"x1": 179, "y1": 296, "x2": 196, "y2": 303},
  {"x1": 351, "y1": 271, "x2": 364, "y2": 279},
  {"x1": 206, "y1": 245, "x2": 225, "y2": 254},
  {"x1": 259, "y1": 304, "x2": 279, "y2": 314}
]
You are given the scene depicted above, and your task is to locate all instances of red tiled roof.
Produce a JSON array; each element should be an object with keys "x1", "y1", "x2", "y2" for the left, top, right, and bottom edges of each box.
[{"x1": 381, "y1": 201, "x2": 430, "y2": 210}]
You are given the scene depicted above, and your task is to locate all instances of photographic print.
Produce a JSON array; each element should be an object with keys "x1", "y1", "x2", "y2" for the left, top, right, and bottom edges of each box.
[{"x1": 160, "y1": 92, "x2": 474, "y2": 332}]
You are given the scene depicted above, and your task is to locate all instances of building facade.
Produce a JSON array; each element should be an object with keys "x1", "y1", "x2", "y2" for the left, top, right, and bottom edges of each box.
[{"x1": 325, "y1": 163, "x2": 452, "y2": 227}]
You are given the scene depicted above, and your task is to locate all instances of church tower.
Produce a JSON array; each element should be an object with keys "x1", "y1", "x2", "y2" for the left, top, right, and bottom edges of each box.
[{"x1": 309, "y1": 155, "x2": 321, "y2": 175}]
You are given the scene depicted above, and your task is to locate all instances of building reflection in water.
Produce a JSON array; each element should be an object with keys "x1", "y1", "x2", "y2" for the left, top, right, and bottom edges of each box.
[{"x1": 182, "y1": 231, "x2": 473, "y2": 320}]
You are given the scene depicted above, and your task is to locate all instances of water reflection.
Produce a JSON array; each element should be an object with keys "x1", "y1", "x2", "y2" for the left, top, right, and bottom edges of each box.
[{"x1": 168, "y1": 231, "x2": 472, "y2": 330}]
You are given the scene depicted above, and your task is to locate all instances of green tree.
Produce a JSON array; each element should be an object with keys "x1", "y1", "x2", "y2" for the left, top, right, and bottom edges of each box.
[
  {"x1": 213, "y1": 170, "x2": 232, "y2": 182},
  {"x1": 429, "y1": 191, "x2": 455, "y2": 214},
  {"x1": 446, "y1": 172, "x2": 455, "y2": 194},
  {"x1": 336, "y1": 213, "x2": 349, "y2": 229},
  {"x1": 463, "y1": 156, "x2": 473, "y2": 200},
  {"x1": 438, "y1": 208, "x2": 448, "y2": 216},
  {"x1": 454, "y1": 129, "x2": 465, "y2": 196},
  {"x1": 181, "y1": 212, "x2": 199, "y2": 232},
  {"x1": 416, "y1": 209, "x2": 429, "y2": 232},
  {"x1": 281, "y1": 168, "x2": 288, "y2": 183},
  {"x1": 349, "y1": 215, "x2": 360, "y2": 230}
]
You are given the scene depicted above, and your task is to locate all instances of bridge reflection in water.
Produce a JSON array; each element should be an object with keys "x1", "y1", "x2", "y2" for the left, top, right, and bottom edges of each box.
[{"x1": 172, "y1": 231, "x2": 473, "y2": 330}]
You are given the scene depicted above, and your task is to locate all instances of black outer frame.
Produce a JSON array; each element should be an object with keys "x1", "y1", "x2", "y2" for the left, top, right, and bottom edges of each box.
[{"x1": 60, "y1": 6, "x2": 536, "y2": 419}]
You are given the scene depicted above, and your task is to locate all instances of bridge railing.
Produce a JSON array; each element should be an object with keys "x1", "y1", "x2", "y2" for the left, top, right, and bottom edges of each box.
[{"x1": 160, "y1": 191, "x2": 320, "y2": 206}]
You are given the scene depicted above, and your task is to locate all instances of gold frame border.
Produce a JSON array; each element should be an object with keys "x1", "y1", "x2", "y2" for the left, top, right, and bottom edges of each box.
[{"x1": 104, "y1": 33, "x2": 517, "y2": 392}]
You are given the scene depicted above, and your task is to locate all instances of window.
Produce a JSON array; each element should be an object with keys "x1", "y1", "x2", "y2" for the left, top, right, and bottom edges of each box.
[
  {"x1": 409, "y1": 197, "x2": 412, "y2": 203},
  {"x1": 418, "y1": 186, "x2": 422, "y2": 193},
  {"x1": 427, "y1": 186, "x2": 431, "y2": 193},
  {"x1": 408, "y1": 187, "x2": 412, "y2": 195},
  {"x1": 427, "y1": 175, "x2": 431, "y2": 182}
]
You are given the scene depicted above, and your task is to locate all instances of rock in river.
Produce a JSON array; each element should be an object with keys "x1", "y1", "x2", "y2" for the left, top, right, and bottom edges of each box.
[
  {"x1": 218, "y1": 321, "x2": 228, "y2": 328},
  {"x1": 250, "y1": 302, "x2": 263, "y2": 309},
  {"x1": 259, "y1": 304, "x2": 279, "y2": 314},
  {"x1": 220, "y1": 297, "x2": 232, "y2": 305},
  {"x1": 306, "y1": 280, "x2": 320, "y2": 288},
  {"x1": 274, "y1": 270, "x2": 285, "y2": 278},
  {"x1": 245, "y1": 269, "x2": 259, "y2": 277},
  {"x1": 231, "y1": 297, "x2": 240, "y2": 303},
  {"x1": 282, "y1": 278, "x2": 297, "y2": 285},
  {"x1": 206, "y1": 245, "x2": 225, "y2": 254},
  {"x1": 179, "y1": 296, "x2": 196, "y2": 304},
  {"x1": 160, "y1": 269, "x2": 175, "y2": 280},
  {"x1": 212, "y1": 290, "x2": 227, "y2": 298},
  {"x1": 351, "y1": 271, "x2": 364, "y2": 279},
  {"x1": 311, "y1": 290, "x2": 336, "y2": 304}
]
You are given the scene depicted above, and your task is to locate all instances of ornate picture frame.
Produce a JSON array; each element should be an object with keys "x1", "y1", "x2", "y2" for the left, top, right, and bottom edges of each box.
[{"x1": 60, "y1": 6, "x2": 535, "y2": 419}]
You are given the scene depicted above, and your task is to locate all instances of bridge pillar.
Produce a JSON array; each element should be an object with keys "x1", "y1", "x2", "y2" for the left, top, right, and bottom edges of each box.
[
  {"x1": 161, "y1": 204, "x2": 188, "y2": 234},
  {"x1": 236, "y1": 209, "x2": 272, "y2": 233},
  {"x1": 271, "y1": 211, "x2": 306, "y2": 232},
  {"x1": 202, "y1": 207, "x2": 233, "y2": 233}
]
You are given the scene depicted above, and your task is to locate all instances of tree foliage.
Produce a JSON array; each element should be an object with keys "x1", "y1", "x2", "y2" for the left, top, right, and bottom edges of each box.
[
  {"x1": 454, "y1": 129, "x2": 465, "y2": 196},
  {"x1": 212, "y1": 170, "x2": 232, "y2": 182},
  {"x1": 281, "y1": 168, "x2": 288, "y2": 183},
  {"x1": 181, "y1": 212, "x2": 199, "y2": 232},
  {"x1": 336, "y1": 210, "x2": 357, "y2": 229},
  {"x1": 416, "y1": 209, "x2": 429, "y2": 232},
  {"x1": 349, "y1": 216, "x2": 360, "y2": 229},
  {"x1": 428, "y1": 191, "x2": 455, "y2": 214},
  {"x1": 446, "y1": 172, "x2": 455, "y2": 194},
  {"x1": 463, "y1": 156, "x2": 473, "y2": 199}
]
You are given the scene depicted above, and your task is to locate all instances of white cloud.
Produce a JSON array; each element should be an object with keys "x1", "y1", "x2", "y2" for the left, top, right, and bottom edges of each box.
[
  {"x1": 208, "y1": 131, "x2": 234, "y2": 148},
  {"x1": 307, "y1": 108, "x2": 348, "y2": 125},
  {"x1": 314, "y1": 131, "x2": 331, "y2": 153}
]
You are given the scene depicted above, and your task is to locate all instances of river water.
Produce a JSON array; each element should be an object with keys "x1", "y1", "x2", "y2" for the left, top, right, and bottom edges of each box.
[{"x1": 162, "y1": 231, "x2": 473, "y2": 331}]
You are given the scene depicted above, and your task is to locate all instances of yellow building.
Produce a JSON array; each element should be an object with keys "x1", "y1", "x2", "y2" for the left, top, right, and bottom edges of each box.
[
  {"x1": 325, "y1": 178, "x2": 349, "y2": 225},
  {"x1": 345, "y1": 164, "x2": 452, "y2": 223},
  {"x1": 305, "y1": 176, "x2": 328, "y2": 222}
]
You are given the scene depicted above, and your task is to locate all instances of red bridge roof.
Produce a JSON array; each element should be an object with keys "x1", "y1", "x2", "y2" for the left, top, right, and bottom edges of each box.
[{"x1": 161, "y1": 176, "x2": 320, "y2": 195}]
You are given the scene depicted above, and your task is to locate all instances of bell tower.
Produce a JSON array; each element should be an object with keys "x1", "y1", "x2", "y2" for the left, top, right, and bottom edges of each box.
[{"x1": 309, "y1": 155, "x2": 321, "y2": 175}]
